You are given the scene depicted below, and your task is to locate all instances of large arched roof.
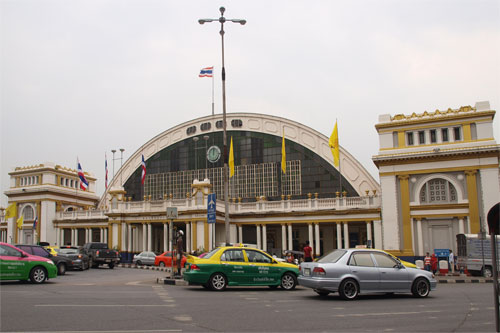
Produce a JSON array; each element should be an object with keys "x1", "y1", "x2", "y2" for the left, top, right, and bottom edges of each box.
[{"x1": 100, "y1": 113, "x2": 380, "y2": 207}]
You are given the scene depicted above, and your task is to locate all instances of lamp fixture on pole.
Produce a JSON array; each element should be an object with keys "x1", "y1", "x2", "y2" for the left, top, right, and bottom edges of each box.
[{"x1": 199, "y1": 7, "x2": 246, "y2": 246}]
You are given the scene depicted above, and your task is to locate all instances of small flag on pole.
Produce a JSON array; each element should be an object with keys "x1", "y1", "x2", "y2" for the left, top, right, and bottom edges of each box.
[
  {"x1": 33, "y1": 216, "x2": 38, "y2": 229},
  {"x1": 105, "y1": 154, "x2": 108, "y2": 190},
  {"x1": 329, "y1": 121, "x2": 340, "y2": 167},
  {"x1": 141, "y1": 154, "x2": 147, "y2": 185},
  {"x1": 77, "y1": 158, "x2": 89, "y2": 191},
  {"x1": 281, "y1": 134, "x2": 286, "y2": 174},
  {"x1": 229, "y1": 136, "x2": 235, "y2": 178},
  {"x1": 17, "y1": 215, "x2": 24, "y2": 229},
  {"x1": 5, "y1": 203, "x2": 16, "y2": 219},
  {"x1": 199, "y1": 67, "x2": 213, "y2": 77}
]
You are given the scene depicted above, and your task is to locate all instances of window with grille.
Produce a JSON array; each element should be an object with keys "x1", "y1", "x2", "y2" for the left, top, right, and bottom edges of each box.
[
  {"x1": 22, "y1": 206, "x2": 34, "y2": 220},
  {"x1": 419, "y1": 178, "x2": 457, "y2": 204}
]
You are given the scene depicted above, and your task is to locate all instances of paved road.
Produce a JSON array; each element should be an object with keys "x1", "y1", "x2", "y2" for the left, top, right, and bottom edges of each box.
[{"x1": 0, "y1": 267, "x2": 496, "y2": 332}]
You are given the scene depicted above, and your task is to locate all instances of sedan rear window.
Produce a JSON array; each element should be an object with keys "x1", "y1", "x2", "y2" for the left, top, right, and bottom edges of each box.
[{"x1": 317, "y1": 249, "x2": 346, "y2": 263}]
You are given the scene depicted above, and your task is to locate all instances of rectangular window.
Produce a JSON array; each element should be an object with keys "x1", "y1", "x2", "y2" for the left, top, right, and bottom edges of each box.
[
  {"x1": 442, "y1": 128, "x2": 449, "y2": 142},
  {"x1": 430, "y1": 130, "x2": 437, "y2": 143},
  {"x1": 406, "y1": 132, "x2": 414, "y2": 146},
  {"x1": 454, "y1": 127, "x2": 461, "y2": 141},
  {"x1": 418, "y1": 131, "x2": 425, "y2": 144}
]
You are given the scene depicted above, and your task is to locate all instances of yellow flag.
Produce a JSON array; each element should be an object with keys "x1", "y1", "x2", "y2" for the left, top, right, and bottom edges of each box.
[
  {"x1": 329, "y1": 121, "x2": 339, "y2": 167},
  {"x1": 281, "y1": 134, "x2": 286, "y2": 174},
  {"x1": 5, "y1": 203, "x2": 16, "y2": 219},
  {"x1": 229, "y1": 136, "x2": 235, "y2": 178},
  {"x1": 17, "y1": 215, "x2": 24, "y2": 229}
]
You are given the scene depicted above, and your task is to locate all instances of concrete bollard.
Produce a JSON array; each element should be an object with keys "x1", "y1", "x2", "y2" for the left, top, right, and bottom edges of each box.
[
  {"x1": 415, "y1": 259, "x2": 424, "y2": 270},
  {"x1": 439, "y1": 260, "x2": 448, "y2": 275}
]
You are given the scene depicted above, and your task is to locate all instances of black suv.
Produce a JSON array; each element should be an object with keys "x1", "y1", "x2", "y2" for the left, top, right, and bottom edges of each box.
[{"x1": 15, "y1": 244, "x2": 72, "y2": 275}]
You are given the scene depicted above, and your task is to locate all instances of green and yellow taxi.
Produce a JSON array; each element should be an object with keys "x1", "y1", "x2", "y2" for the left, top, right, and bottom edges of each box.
[
  {"x1": 183, "y1": 245, "x2": 299, "y2": 291},
  {"x1": 0, "y1": 242, "x2": 58, "y2": 284}
]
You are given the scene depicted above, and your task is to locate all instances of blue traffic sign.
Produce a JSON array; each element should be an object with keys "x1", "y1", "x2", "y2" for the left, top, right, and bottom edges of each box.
[{"x1": 207, "y1": 193, "x2": 216, "y2": 224}]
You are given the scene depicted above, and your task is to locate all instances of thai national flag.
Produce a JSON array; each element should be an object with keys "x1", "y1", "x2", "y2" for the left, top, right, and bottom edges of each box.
[
  {"x1": 105, "y1": 154, "x2": 108, "y2": 189},
  {"x1": 33, "y1": 216, "x2": 38, "y2": 229},
  {"x1": 199, "y1": 67, "x2": 213, "y2": 77},
  {"x1": 77, "y1": 158, "x2": 89, "y2": 191},
  {"x1": 141, "y1": 154, "x2": 146, "y2": 185}
]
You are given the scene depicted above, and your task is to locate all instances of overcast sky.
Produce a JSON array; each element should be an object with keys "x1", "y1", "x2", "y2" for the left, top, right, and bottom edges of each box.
[{"x1": 1, "y1": 0, "x2": 499, "y2": 207}]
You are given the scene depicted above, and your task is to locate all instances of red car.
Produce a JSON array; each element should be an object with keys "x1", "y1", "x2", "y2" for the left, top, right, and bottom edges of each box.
[{"x1": 154, "y1": 251, "x2": 187, "y2": 268}]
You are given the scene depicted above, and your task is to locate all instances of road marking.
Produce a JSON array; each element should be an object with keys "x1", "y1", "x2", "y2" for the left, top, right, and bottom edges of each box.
[
  {"x1": 333, "y1": 310, "x2": 441, "y2": 317},
  {"x1": 3, "y1": 329, "x2": 182, "y2": 333},
  {"x1": 35, "y1": 305, "x2": 178, "y2": 307},
  {"x1": 174, "y1": 315, "x2": 192, "y2": 322},
  {"x1": 245, "y1": 297, "x2": 259, "y2": 300}
]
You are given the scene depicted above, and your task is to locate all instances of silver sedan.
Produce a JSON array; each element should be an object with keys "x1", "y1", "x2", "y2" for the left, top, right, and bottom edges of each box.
[
  {"x1": 132, "y1": 251, "x2": 157, "y2": 266},
  {"x1": 298, "y1": 248, "x2": 437, "y2": 300}
]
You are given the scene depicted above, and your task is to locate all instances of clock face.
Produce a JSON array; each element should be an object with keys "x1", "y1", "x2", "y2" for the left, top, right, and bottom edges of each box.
[{"x1": 207, "y1": 145, "x2": 221, "y2": 163}]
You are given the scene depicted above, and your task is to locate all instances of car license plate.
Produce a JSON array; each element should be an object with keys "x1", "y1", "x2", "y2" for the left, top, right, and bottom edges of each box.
[
  {"x1": 105, "y1": 259, "x2": 111, "y2": 262},
  {"x1": 304, "y1": 268, "x2": 311, "y2": 276}
]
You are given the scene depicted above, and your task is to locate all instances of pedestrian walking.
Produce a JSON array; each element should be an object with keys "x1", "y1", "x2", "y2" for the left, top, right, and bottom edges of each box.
[
  {"x1": 303, "y1": 241, "x2": 313, "y2": 262},
  {"x1": 176, "y1": 230, "x2": 184, "y2": 277},
  {"x1": 430, "y1": 253, "x2": 438, "y2": 274},
  {"x1": 424, "y1": 252, "x2": 431, "y2": 271}
]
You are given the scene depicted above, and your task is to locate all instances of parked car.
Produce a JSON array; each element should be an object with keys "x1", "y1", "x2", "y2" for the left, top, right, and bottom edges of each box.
[
  {"x1": 298, "y1": 248, "x2": 437, "y2": 300},
  {"x1": 15, "y1": 244, "x2": 73, "y2": 275},
  {"x1": 82, "y1": 242, "x2": 120, "y2": 269},
  {"x1": 133, "y1": 251, "x2": 156, "y2": 266},
  {"x1": 0, "y1": 242, "x2": 57, "y2": 283},
  {"x1": 183, "y1": 245, "x2": 299, "y2": 291},
  {"x1": 57, "y1": 246, "x2": 90, "y2": 270},
  {"x1": 155, "y1": 251, "x2": 187, "y2": 268}
]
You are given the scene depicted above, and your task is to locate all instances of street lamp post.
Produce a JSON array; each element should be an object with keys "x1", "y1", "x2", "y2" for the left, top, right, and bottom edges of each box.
[{"x1": 199, "y1": 7, "x2": 246, "y2": 246}]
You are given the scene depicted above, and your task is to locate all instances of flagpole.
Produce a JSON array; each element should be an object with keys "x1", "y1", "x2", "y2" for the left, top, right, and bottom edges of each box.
[
  {"x1": 211, "y1": 67, "x2": 215, "y2": 116},
  {"x1": 337, "y1": 119, "x2": 342, "y2": 195}
]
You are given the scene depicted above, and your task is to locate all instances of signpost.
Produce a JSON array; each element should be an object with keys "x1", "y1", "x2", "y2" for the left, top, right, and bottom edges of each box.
[
  {"x1": 166, "y1": 207, "x2": 178, "y2": 278},
  {"x1": 207, "y1": 193, "x2": 216, "y2": 250}
]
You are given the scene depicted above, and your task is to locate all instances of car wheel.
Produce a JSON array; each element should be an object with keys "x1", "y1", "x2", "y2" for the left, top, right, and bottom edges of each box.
[
  {"x1": 483, "y1": 267, "x2": 493, "y2": 278},
  {"x1": 209, "y1": 273, "x2": 227, "y2": 291},
  {"x1": 159, "y1": 262, "x2": 165, "y2": 267},
  {"x1": 339, "y1": 279, "x2": 359, "y2": 300},
  {"x1": 136, "y1": 260, "x2": 142, "y2": 266},
  {"x1": 57, "y1": 263, "x2": 66, "y2": 275},
  {"x1": 280, "y1": 272, "x2": 297, "y2": 290},
  {"x1": 314, "y1": 289, "x2": 330, "y2": 297},
  {"x1": 109, "y1": 263, "x2": 115, "y2": 269},
  {"x1": 29, "y1": 266, "x2": 47, "y2": 284},
  {"x1": 412, "y1": 278, "x2": 430, "y2": 298}
]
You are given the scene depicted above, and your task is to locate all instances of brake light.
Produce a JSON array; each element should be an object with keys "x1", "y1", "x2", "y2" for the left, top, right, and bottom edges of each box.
[
  {"x1": 190, "y1": 264, "x2": 200, "y2": 271},
  {"x1": 78, "y1": 255, "x2": 82, "y2": 259},
  {"x1": 313, "y1": 267, "x2": 326, "y2": 275},
  {"x1": 96, "y1": 250, "x2": 100, "y2": 256}
]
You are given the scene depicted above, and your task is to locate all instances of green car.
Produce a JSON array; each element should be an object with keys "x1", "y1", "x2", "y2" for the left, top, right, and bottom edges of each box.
[
  {"x1": 184, "y1": 245, "x2": 299, "y2": 291},
  {"x1": 0, "y1": 242, "x2": 58, "y2": 283}
]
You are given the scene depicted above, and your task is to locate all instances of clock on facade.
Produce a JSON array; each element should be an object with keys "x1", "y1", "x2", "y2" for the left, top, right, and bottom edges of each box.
[{"x1": 207, "y1": 145, "x2": 221, "y2": 163}]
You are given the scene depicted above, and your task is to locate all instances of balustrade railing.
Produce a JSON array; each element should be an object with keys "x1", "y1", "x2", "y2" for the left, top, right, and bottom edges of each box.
[{"x1": 56, "y1": 195, "x2": 381, "y2": 221}]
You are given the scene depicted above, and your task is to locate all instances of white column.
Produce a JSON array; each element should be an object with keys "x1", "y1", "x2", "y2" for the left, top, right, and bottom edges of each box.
[
  {"x1": 71, "y1": 228, "x2": 75, "y2": 246},
  {"x1": 256, "y1": 225, "x2": 261, "y2": 249},
  {"x1": 262, "y1": 225, "x2": 267, "y2": 252},
  {"x1": 238, "y1": 225, "x2": 243, "y2": 243},
  {"x1": 458, "y1": 218, "x2": 465, "y2": 235},
  {"x1": 163, "y1": 223, "x2": 168, "y2": 252},
  {"x1": 142, "y1": 223, "x2": 147, "y2": 251},
  {"x1": 282, "y1": 224, "x2": 287, "y2": 253},
  {"x1": 308, "y1": 224, "x2": 314, "y2": 250},
  {"x1": 314, "y1": 223, "x2": 320, "y2": 255},
  {"x1": 337, "y1": 223, "x2": 342, "y2": 249},
  {"x1": 128, "y1": 224, "x2": 132, "y2": 253},
  {"x1": 416, "y1": 219, "x2": 424, "y2": 256},
  {"x1": 186, "y1": 223, "x2": 191, "y2": 253},
  {"x1": 373, "y1": 220, "x2": 382, "y2": 249},
  {"x1": 147, "y1": 223, "x2": 152, "y2": 252},
  {"x1": 366, "y1": 221, "x2": 372, "y2": 247},
  {"x1": 121, "y1": 223, "x2": 127, "y2": 252},
  {"x1": 104, "y1": 227, "x2": 108, "y2": 245},
  {"x1": 343, "y1": 223, "x2": 349, "y2": 249},
  {"x1": 287, "y1": 224, "x2": 293, "y2": 251}
]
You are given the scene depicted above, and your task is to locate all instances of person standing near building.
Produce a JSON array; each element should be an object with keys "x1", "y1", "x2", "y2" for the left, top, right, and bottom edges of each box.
[
  {"x1": 303, "y1": 241, "x2": 313, "y2": 262},
  {"x1": 424, "y1": 252, "x2": 431, "y2": 271},
  {"x1": 176, "y1": 230, "x2": 184, "y2": 277},
  {"x1": 448, "y1": 250, "x2": 455, "y2": 274},
  {"x1": 430, "y1": 253, "x2": 438, "y2": 274}
]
